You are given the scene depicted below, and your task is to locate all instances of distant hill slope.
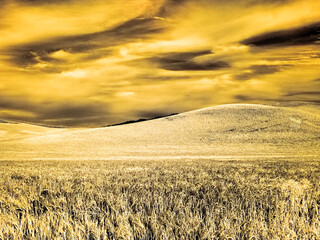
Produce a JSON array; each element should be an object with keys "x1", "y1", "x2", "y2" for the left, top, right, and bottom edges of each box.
[
  {"x1": 0, "y1": 121, "x2": 68, "y2": 142},
  {"x1": 105, "y1": 113, "x2": 178, "y2": 127},
  {"x1": 2, "y1": 104, "x2": 320, "y2": 160}
]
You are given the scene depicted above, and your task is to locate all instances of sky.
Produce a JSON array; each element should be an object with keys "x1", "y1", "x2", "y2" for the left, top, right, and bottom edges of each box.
[{"x1": 0, "y1": 0, "x2": 319, "y2": 127}]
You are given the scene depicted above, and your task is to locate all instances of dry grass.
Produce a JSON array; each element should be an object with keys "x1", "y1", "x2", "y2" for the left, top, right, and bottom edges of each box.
[{"x1": 0, "y1": 159, "x2": 320, "y2": 239}]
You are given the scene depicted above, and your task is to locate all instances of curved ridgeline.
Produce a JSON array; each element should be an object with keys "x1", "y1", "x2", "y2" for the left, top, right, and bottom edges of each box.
[{"x1": 2, "y1": 104, "x2": 320, "y2": 160}]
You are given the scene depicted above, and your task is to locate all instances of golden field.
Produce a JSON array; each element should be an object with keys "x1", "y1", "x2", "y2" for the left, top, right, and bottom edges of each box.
[{"x1": 1, "y1": 159, "x2": 319, "y2": 239}]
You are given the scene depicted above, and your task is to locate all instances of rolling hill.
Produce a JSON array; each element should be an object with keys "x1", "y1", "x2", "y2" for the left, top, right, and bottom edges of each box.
[
  {"x1": 1, "y1": 104, "x2": 320, "y2": 160},
  {"x1": 0, "y1": 121, "x2": 68, "y2": 142}
]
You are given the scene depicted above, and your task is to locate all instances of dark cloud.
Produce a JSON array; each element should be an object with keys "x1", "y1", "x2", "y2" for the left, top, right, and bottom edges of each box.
[
  {"x1": 250, "y1": 65, "x2": 282, "y2": 74},
  {"x1": 3, "y1": 17, "x2": 166, "y2": 68},
  {"x1": 234, "y1": 94, "x2": 279, "y2": 102},
  {"x1": 241, "y1": 21, "x2": 320, "y2": 47},
  {"x1": 145, "y1": 50, "x2": 230, "y2": 71},
  {"x1": 39, "y1": 103, "x2": 107, "y2": 120},
  {"x1": 157, "y1": 0, "x2": 191, "y2": 17},
  {"x1": 0, "y1": 0, "x2": 74, "y2": 6},
  {"x1": 235, "y1": 0, "x2": 293, "y2": 5},
  {"x1": 236, "y1": 90, "x2": 320, "y2": 103},
  {"x1": 10, "y1": 49, "x2": 60, "y2": 68},
  {"x1": 159, "y1": 60, "x2": 229, "y2": 71},
  {"x1": 235, "y1": 64, "x2": 282, "y2": 80},
  {"x1": 138, "y1": 74, "x2": 197, "y2": 81},
  {"x1": 234, "y1": 95, "x2": 252, "y2": 101},
  {"x1": 0, "y1": 95, "x2": 31, "y2": 110},
  {"x1": 17, "y1": 0, "x2": 66, "y2": 4},
  {"x1": 310, "y1": 53, "x2": 320, "y2": 59},
  {"x1": 285, "y1": 91, "x2": 320, "y2": 97},
  {"x1": 0, "y1": 95, "x2": 109, "y2": 127},
  {"x1": 158, "y1": 0, "x2": 293, "y2": 16},
  {"x1": 161, "y1": 50, "x2": 212, "y2": 59}
]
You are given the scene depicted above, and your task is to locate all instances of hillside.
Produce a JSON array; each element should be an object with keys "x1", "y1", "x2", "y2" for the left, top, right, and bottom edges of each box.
[
  {"x1": 0, "y1": 121, "x2": 68, "y2": 142},
  {"x1": 2, "y1": 104, "x2": 320, "y2": 160}
]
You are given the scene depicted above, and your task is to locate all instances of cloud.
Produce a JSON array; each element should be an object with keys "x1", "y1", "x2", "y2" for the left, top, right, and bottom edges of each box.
[
  {"x1": 235, "y1": 93, "x2": 320, "y2": 104},
  {"x1": 0, "y1": 0, "x2": 320, "y2": 127},
  {"x1": 235, "y1": 64, "x2": 282, "y2": 80},
  {"x1": 157, "y1": 0, "x2": 191, "y2": 17},
  {"x1": 158, "y1": 60, "x2": 229, "y2": 71},
  {"x1": 158, "y1": 0, "x2": 294, "y2": 17},
  {"x1": 285, "y1": 91, "x2": 320, "y2": 97},
  {"x1": 0, "y1": 94, "x2": 110, "y2": 127},
  {"x1": 137, "y1": 74, "x2": 197, "y2": 81},
  {"x1": 234, "y1": 94, "x2": 279, "y2": 102},
  {"x1": 234, "y1": 95, "x2": 252, "y2": 101},
  {"x1": 241, "y1": 21, "x2": 320, "y2": 47},
  {"x1": 4, "y1": 17, "x2": 166, "y2": 68},
  {"x1": 0, "y1": 95, "x2": 31, "y2": 110},
  {"x1": 40, "y1": 103, "x2": 107, "y2": 119},
  {"x1": 142, "y1": 50, "x2": 230, "y2": 71},
  {"x1": 37, "y1": 103, "x2": 110, "y2": 127},
  {"x1": 12, "y1": 0, "x2": 73, "y2": 5},
  {"x1": 234, "y1": 0, "x2": 294, "y2": 6},
  {"x1": 0, "y1": 0, "x2": 72, "y2": 5}
]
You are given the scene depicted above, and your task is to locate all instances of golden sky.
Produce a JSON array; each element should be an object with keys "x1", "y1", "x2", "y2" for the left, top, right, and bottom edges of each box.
[{"x1": 0, "y1": 0, "x2": 319, "y2": 127}]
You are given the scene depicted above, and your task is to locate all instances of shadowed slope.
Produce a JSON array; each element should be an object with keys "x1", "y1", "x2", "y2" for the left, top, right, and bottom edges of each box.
[{"x1": 2, "y1": 104, "x2": 320, "y2": 160}]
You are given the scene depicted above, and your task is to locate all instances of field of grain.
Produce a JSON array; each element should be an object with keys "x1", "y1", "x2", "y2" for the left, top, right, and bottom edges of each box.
[{"x1": 1, "y1": 159, "x2": 319, "y2": 239}]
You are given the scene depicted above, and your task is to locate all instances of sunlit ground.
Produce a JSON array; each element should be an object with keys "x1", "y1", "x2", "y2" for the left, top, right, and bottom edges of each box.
[
  {"x1": 1, "y1": 104, "x2": 319, "y2": 239},
  {"x1": 1, "y1": 158, "x2": 319, "y2": 239}
]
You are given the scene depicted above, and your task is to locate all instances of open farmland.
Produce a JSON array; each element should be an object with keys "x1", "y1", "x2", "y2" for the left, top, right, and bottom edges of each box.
[
  {"x1": 1, "y1": 159, "x2": 320, "y2": 239},
  {"x1": 1, "y1": 104, "x2": 320, "y2": 239}
]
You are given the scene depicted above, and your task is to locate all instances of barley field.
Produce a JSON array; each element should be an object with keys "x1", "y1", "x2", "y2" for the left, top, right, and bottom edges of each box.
[{"x1": 0, "y1": 159, "x2": 320, "y2": 239}]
